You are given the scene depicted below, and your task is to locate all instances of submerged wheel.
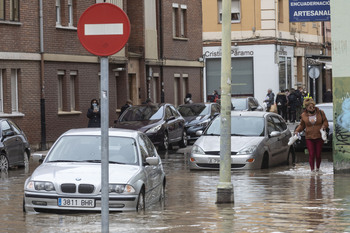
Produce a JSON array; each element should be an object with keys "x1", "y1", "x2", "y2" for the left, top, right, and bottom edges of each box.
[
  {"x1": 136, "y1": 190, "x2": 145, "y2": 211},
  {"x1": 19, "y1": 151, "x2": 29, "y2": 168},
  {"x1": 178, "y1": 130, "x2": 188, "y2": 148},
  {"x1": 261, "y1": 153, "x2": 269, "y2": 169},
  {"x1": 0, "y1": 153, "x2": 9, "y2": 172}
]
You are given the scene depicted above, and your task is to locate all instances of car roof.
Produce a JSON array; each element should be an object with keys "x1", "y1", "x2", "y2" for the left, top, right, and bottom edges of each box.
[
  {"x1": 316, "y1": 103, "x2": 333, "y2": 107},
  {"x1": 61, "y1": 128, "x2": 140, "y2": 138},
  {"x1": 230, "y1": 111, "x2": 273, "y2": 117}
]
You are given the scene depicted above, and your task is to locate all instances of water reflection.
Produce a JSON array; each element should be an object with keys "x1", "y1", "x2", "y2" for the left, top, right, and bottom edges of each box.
[{"x1": 1, "y1": 152, "x2": 350, "y2": 232}]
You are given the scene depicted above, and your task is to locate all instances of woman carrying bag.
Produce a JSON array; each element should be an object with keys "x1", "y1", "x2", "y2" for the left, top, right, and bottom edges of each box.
[{"x1": 294, "y1": 98, "x2": 329, "y2": 173}]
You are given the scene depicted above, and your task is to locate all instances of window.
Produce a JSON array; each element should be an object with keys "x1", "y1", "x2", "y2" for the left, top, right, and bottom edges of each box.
[
  {"x1": 68, "y1": 0, "x2": 73, "y2": 27},
  {"x1": 10, "y1": 0, "x2": 19, "y2": 21},
  {"x1": 218, "y1": 0, "x2": 240, "y2": 23},
  {"x1": 70, "y1": 71, "x2": 77, "y2": 111},
  {"x1": 11, "y1": 69, "x2": 18, "y2": 112},
  {"x1": 56, "y1": 0, "x2": 61, "y2": 26},
  {"x1": 0, "y1": 0, "x2": 4, "y2": 20},
  {"x1": 0, "y1": 70, "x2": 3, "y2": 112},
  {"x1": 58, "y1": 71, "x2": 65, "y2": 111},
  {"x1": 172, "y1": 4, "x2": 179, "y2": 37},
  {"x1": 172, "y1": 3, "x2": 187, "y2": 38},
  {"x1": 180, "y1": 5, "x2": 187, "y2": 37}
]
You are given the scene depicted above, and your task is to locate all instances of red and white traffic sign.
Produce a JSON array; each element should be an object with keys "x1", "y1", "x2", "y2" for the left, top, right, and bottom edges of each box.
[{"x1": 77, "y1": 3, "x2": 130, "y2": 56}]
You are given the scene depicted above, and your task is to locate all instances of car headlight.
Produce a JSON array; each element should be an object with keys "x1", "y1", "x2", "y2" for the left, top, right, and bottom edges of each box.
[
  {"x1": 237, "y1": 145, "x2": 257, "y2": 155},
  {"x1": 26, "y1": 181, "x2": 56, "y2": 191},
  {"x1": 191, "y1": 144, "x2": 205, "y2": 155},
  {"x1": 196, "y1": 119, "x2": 210, "y2": 127},
  {"x1": 146, "y1": 124, "x2": 162, "y2": 134},
  {"x1": 109, "y1": 184, "x2": 136, "y2": 194}
]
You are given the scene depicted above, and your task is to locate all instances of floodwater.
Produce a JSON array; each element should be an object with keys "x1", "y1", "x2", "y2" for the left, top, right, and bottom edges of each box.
[{"x1": 1, "y1": 150, "x2": 350, "y2": 233}]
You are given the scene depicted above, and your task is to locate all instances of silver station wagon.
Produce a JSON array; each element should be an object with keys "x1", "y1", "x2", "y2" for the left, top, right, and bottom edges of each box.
[
  {"x1": 23, "y1": 128, "x2": 166, "y2": 213},
  {"x1": 190, "y1": 111, "x2": 294, "y2": 170}
]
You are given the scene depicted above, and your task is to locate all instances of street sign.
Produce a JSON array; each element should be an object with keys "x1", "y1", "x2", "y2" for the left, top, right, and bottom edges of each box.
[
  {"x1": 309, "y1": 66, "x2": 320, "y2": 79},
  {"x1": 289, "y1": 0, "x2": 331, "y2": 22},
  {"x1": 77, "y1": 3, "x2": 131, "y2": 56}
]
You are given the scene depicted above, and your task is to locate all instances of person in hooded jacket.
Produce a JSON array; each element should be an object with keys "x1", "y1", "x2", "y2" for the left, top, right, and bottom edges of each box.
[
  {"x1": 275, "y1": 89, "x2": 288, "y2": 121},
  {"x1": 294, "y1": 98, "x2": 328, "y2": 172},
  {"x1": 87, "y1": 98, "x2": 101, "y2": 128}
]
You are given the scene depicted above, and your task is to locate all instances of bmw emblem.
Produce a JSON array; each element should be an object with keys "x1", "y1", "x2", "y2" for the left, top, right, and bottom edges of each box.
[{"x1": 75, "y1": 177, "x2": 82, "y2": 181}]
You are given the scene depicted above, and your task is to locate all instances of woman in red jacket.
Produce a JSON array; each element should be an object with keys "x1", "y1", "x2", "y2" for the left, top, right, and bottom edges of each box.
[{"x1": 294, "y1": 98, "x2": 329, "y2": 172}]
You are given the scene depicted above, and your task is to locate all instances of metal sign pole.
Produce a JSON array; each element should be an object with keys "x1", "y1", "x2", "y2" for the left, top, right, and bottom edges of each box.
[{"x1": 100, "y1": 56, "x2": 109, "y2": 233}]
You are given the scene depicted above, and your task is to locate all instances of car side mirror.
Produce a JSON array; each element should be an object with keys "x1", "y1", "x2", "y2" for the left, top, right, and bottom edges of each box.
[
  {"x1": 196, "y1": 130, "x2": 203, "y2": 136},
  {"x1": 145, "y1": 157, "x2": 159, "y2": 166},
  {"x1": 166, "y1": 116, "x2": 175, "y2": 121},
  {"x1": 32, "y1": 153, "x2": 45, "y2": 164},
  {"x1": 2, "y1": 131, "x2": 15, "y2": 141},
  {"x1": 270, "y1": 131, "x2": 281, "y2": 137}
]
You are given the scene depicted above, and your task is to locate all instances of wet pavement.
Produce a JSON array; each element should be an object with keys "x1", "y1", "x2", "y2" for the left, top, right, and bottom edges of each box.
[{"x1": 1, "y1": 149, "x2": 350, "y2": 233}]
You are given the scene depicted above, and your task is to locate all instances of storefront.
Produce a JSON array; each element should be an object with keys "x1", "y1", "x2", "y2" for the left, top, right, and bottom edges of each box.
[{"x1": 203, "y1": 44, "x2": 294, "y2": 105}]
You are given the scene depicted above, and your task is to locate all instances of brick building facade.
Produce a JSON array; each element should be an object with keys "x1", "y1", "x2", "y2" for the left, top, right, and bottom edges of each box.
[{"x1": 0, "y1": 0, "x2": 203, "y2": 150}]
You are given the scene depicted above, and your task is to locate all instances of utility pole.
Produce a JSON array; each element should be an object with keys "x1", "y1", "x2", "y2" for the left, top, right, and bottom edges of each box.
[{"x1": 216, "y1": 0, "x2": 234, "y2": 204}]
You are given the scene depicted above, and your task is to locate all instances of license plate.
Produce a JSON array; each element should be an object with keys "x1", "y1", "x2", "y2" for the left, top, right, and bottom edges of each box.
[
  {"x1": 209, "y1": 158, "x2": 220, "y2": 163},
  {"x1": 58, "y1": 198, "x2": 95, "y2": 207}
]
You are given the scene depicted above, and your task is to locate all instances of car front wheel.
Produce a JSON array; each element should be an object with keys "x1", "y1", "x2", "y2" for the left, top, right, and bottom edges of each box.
[
  {"x1": 0, "y1": 153, "x2": 9, "y2": 172},
  {"x1": 136, "y1": 190, "x2": 145, "y2": 212},
  {"x1": 178, "y1": 130, "x2": 188, "y2": 148}
]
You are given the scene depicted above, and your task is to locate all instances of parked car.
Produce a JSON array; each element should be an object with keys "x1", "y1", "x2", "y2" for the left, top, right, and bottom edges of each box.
[
  {"x1": 189, "y1": 111, "x2": 294, "y2": 170},
  {"x1": 294, "y1": 102, "x2": 333, "y2": 151},
  {"x1": 114, "y1": 103, "x2": 187, "y2": 150},
  {"x1": 23, "y1": 128, "x2": 166, "y2": 213},
  {"x1": 0, "y1": 119, "x2": 31, "y2": 172},
  {"x1": 178, "y1": 103, "x2": 220, "y2": 142},
  {"x1": 231, "y1": 97, "x2": 264, "y2": 111}
]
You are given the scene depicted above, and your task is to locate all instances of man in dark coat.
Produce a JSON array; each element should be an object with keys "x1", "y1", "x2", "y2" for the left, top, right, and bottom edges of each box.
[
  {"x1": 323, "y1": 89, "x2": 333, "y2": 103},
  {"x1": 276, "y1": 90, "x2": 288, "y2": 121},
  {"x1": 287, "y1": 89, "x2": 298, "y2": 123},
  {"x1": 264, "y1": 88, "x2": 275, "y2": 112},
  {"x1": 87, "y1": 99, "x2": 101, "y2": 127}
]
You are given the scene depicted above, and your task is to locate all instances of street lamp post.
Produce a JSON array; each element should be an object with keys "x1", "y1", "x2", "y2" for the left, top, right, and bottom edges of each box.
[{"x1": 216, "y1": 0, "x2": 234, "y2": 204}]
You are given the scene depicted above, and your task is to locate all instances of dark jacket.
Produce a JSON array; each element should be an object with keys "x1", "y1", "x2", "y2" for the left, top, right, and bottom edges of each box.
[
  {"x1": 295, "y1": 107, "x2": 329, "y2": 140},
  {"x1": 323, "y1": 91, "x2": 333, "y2": 103},
  {"x1": 87, "y1": 99, "x2": 101, "y2": 128},
  {"x1": 276, "y1": 92, "x2": 287, "y2": 107},
  {"x1": 287, "y1": 92, "x2": 299, "y2": 111}
]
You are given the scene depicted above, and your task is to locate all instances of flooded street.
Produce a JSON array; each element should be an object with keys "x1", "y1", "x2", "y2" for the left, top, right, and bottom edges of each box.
[{"x1": 1, "y1": 149, "x2": 350, "y2": 233}]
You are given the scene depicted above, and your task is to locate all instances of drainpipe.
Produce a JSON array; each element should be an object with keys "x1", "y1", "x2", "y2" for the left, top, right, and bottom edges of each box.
[
  {"x1": 159, "y1": 0, "x2": 164, "y2": 103},
  {"x1": 39, "y1": 0, "x2": 46, "y2": 150}
]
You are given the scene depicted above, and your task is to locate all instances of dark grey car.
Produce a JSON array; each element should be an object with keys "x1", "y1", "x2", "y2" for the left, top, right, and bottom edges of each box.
[
  {"x1": 0, "y1": 119, "x2": 31, "y2": 172},
  {"x1": 231, "y1": 97, "x2": 264, "y2": 111}
]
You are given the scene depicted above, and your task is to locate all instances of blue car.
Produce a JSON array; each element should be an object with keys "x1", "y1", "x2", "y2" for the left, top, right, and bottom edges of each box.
[{"x1": 178, "y1": 103, "x2": 220, "y2": 142}]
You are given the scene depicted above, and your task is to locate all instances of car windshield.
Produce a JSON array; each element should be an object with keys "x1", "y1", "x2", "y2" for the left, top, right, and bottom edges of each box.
[
  {"x1": 205, "y1": 116, "x2": 265, "y2": 136},
  {"x1": 178, "y1": 104, "x2": 209, "y2": 117},
  {"x1": 120, "y1": 105, "x2": 163, "y2": 121},
  {"x1": 231, "y1": 99, "x2": 247, "y2": 110},
  {"x1": 318, "y1": 106, "x2": 333, "y2": 121},
  {"x1": 47, "y1": 135, "x2": 139, "y2": 165}
]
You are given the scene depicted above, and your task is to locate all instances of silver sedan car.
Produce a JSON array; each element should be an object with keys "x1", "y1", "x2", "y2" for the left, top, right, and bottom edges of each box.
[
  {"x1": 24, "y1": 128, "x2": 166, "y2": 213},
  {"x1": 190, "y1": 111, "x2": 294, "y2": 170}
]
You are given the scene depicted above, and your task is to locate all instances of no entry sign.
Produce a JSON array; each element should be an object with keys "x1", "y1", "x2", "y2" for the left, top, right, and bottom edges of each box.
[{"x1": 77, "y1": 3, "x2": 131, "y2": 56}]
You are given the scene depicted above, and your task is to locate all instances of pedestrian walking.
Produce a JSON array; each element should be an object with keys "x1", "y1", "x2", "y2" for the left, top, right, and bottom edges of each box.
[
  {"x1": 295, "y1": 86, "x2": 303, "y2": 121},
  {"x1": 294, "y1": 98, "x2": 329, "y2": 172},
  {"x1": 184, "y1": 93, "x2": 193, "y2": 104},
  {"x1": 263, "y1": 88, "x2": 275, "y2": 112},
  {"x1": 287, "y1": 88, "x2": 298, "y2": 123},
  {"x1": 120, "y1": 99, "x2": 133, "y2": 116},
  {"x1": 323, "y1": 89, "x2": 333, "y2": 103},
  {"x1": 276, "y1": 89, "x2": 288, "y2": 121},
  {"x1": 87, "y1": 98, "x2": 101, "y2": 128}
]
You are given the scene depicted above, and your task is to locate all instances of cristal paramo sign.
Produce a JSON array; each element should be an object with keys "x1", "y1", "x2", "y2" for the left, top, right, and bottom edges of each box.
[{"x1": 203, "y1": 47, "x2": 254, "y2": 58}]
